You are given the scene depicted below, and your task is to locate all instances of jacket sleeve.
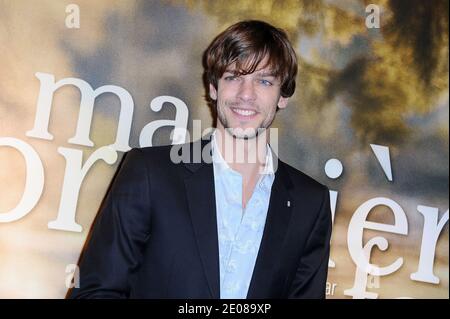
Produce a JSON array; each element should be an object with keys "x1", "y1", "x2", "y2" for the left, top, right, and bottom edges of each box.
[
  {"x1": 287, "y1": 186, "x2": 332, "y2": 299},
  {"x1": 67, "y1": 148, "x2": 152, "y2": 299}
]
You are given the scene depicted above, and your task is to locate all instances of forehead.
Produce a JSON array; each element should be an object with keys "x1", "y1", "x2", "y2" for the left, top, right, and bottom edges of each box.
[{"x1": 224, "y1": 61, "x2": 276, "y2": 76}]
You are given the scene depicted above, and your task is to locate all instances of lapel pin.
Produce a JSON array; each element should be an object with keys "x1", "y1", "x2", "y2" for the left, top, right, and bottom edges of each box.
[{"x1": 287, "y1": 200, "x2": 291, "y2": 207}]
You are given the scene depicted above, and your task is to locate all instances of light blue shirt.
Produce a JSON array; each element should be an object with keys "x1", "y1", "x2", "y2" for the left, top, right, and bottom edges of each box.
[{"x1": 211, "y1": 132, "x2": 275, "y2": 299}]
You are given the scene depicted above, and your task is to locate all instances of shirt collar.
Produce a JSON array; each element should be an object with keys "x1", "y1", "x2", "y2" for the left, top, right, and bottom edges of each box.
[{"x1": 211, "y1": 130, "x2": 275, "y2": 176}]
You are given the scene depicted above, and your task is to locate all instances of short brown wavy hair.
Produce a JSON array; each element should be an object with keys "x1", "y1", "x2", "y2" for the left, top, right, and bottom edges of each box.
[{"x1": 204, "y1": 20, "x2": 298, "y2": 98}]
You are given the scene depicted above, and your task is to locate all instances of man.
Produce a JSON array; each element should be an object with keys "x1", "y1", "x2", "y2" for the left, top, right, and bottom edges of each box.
[{"x1": 68, "y1": 20, "x2": 332, "y2": 299}]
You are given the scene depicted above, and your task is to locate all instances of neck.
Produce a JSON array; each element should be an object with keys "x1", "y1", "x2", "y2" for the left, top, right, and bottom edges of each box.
[{"x1": 214, "y1": 123, "x2": 269, "y2": 176}]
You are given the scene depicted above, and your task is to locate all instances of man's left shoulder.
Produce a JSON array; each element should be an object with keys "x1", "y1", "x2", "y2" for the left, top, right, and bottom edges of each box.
[{"x1": 278, "y1": 160, "x2": 329, "y2": 195}]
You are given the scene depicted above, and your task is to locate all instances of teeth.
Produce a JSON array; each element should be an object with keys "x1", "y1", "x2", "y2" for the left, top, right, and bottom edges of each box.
[{"x1": 233, "y1": 108, "x2": 256, "y2": 116}]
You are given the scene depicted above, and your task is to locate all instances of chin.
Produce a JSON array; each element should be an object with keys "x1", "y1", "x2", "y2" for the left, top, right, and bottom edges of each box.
[{"x1": 227, "y1": 126, "x2": 260, "y2": 139}]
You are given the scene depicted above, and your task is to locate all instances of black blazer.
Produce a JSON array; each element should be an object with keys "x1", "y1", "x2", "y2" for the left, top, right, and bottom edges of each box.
[{"x1": 67, "y1": 138, "x2": 332, "y2": 299}]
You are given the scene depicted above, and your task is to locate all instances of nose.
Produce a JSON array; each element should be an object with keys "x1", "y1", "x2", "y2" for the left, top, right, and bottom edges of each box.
[{"x1": 237, "y1": 79, "x2": 256, "y2": 103}]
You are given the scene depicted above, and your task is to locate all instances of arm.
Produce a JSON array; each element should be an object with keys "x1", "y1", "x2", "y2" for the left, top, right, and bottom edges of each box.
[
  {"x1": 287, "y1": 187, "x2": 332, "y2": 299},
  {"x1": 67, "y1": 149, "x2": 152, "y2": 299}
]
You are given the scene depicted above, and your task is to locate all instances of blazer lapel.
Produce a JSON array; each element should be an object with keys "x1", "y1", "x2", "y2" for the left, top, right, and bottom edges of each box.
[
  {"x1": 247, "y1": 160, "x2": 294, "y2": 298},
  {"x1": 183, "y1": 139, "x2": 220, "y2": 299},
  {"x1": 182, "y1": 138, "x2": 294, "y2": 299}
]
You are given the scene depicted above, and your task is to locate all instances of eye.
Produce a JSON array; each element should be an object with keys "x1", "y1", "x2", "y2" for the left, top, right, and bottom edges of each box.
[
  {"x1": 259, "y1": 79, "x2": 273, "y2": 86},
  {"x1": 224, "y1": 75, "x2": 239, "y2": 81}
]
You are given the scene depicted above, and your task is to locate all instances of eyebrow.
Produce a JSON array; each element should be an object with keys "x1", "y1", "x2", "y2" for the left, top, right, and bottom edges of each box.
[
  {"x1": 223, "y1": 70, "x2": 276, "y2": 77},
  {"x1": 256, "y1": 72, "x2": 276, "y2": 77}
]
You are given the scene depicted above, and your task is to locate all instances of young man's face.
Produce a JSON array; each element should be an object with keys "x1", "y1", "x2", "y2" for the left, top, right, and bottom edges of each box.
[{"x1": 209, "y1": 59, "x2": 289, "y2": 139}]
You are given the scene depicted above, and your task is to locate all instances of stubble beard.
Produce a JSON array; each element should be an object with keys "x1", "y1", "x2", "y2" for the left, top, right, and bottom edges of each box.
[{"x1": 216, "y1": 100, "x2": 276, "y2": 140}]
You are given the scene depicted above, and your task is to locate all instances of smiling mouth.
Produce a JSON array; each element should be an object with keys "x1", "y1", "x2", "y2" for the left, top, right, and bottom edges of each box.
[{"x1": 231, "y1": 107, "x2": 257, "y2": 117}]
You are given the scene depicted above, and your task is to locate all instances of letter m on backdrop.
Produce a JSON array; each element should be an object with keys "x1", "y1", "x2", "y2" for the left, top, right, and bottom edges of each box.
[{"x1": 26, "y1": 72, "x2": 134, "y2": 152}]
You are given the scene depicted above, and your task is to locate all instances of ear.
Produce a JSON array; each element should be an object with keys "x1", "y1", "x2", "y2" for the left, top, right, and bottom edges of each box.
[
  {"x1": 277, "y1": 96, "x2": 289, "y2": 109},
  {"x1": 209, "y1": 83, "x2": 217, "y2": 101}
]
